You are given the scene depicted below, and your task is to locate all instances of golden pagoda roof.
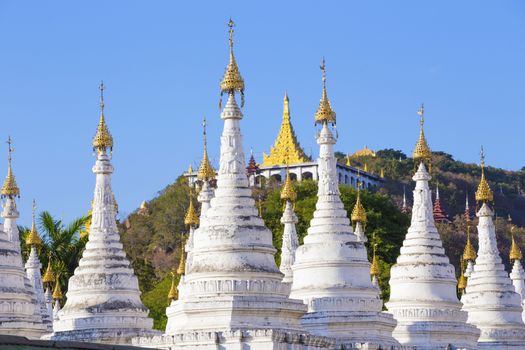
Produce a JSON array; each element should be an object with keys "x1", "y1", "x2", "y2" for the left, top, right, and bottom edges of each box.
[
  {"x1": 167, "y1": 272, "x2": 178, "y2": 301},
  {"x1": 412, "y1": 104, "x2": 432, "y2": 163},
  {"x1": 457, "y1": 259, "x2": 467, "y2": 291},
  {"x1": 197, "y1": 118, "x2": 215, "y2": 181},
  {"x1": 184, "y1": 195, "x2": 199, "y2": 227},
  {"x1": 280, "y1": 171, "x2": 297, "y2": 203},
  {"x1": 26, "y1": 200, "x2": 42, "y2": 247},
  {"x1": 262, "y1": 93, "x2": 309, "y2": 166},
  {"x1": 1, "y1": 137, "x2": 20, "y2": 198},
  {"x1": 314, "y1": 58, "x2": 336, "y2": 125},
  {"x1": 351, "y1": 185, "x2": 367, "y2": 223},
  {"x1": 52, "y1": 277, "x2": 63, "y2": 300},
  {"x1": 352, "y1": 146, "x2": 376, "y2": 158},
  {"x1": 370, "y1": 245, "x2": 380, "y2": 276},
  {"x1": 92, "y1": 82, "x2": 113, "y2": 154},
  {"x1": 176, "y1": 240, "x2": 186, "y2": 275},
  {"x1": 475, "y1": 147, "x2": 493, "y2": 203},
  {"x1": 42, "y1": 257, "x2": 55, "y2": 284},
  {"x1": 220, "y1": 19, "x2": 244, "y2": 106},
  {"x1": 462, "y1": 225, "x2": 477, "y2": 262},
  {"x1": 510, "y1": 226, "x2": 522, "y2": 261}
]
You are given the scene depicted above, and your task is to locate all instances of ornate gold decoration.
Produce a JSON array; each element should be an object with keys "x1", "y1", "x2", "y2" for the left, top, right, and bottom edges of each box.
[
  {"x1": 280, "y1": 170, "x2": 297, "y2": 203},
  {"x1": 463, "y1": 225, "x2": 477, "y2": 262},
  {"x1": 457, "y1": 258, "x2": 467, "y2": 291},
  {"x1": 184, "y1": 190, "x2": 199, "y2": 227},
  {"x1": 42, "y1": 255, "x2": 55, "y2": 284},
  {"x1": 197, "y1": 118, "x2": 216, "y2": 181},
  {"x1": 351, "y1": 180, "x2": 367, "y2": 224},
  {"x1": 26, "y1": 199, "x2": 42, "y2": 247},
  {"x1": 167, "y1": 272, "x2": 178, "y2": 301},
  {"x1": 220, "y1": 19, "x2": 245, "y2": 107},
  {"x1": 52, "y1": 276, "x2": 63, "y2": 300},
  {"x1": 262, "y1": 93, "x2": 309, "y2": 166},
  {"x1": 176, "y1": 238, "x2": 186, "y2": 275},
  {"x1": 92, "y1": 82, "x2": 113, "y2": 154},
  {"x1": 510, "y1": 224, "x2": 522, "y2": 262},
  {"x1": 314, "y1": 58, "x2": 336, "y2": 125},
  {"x1": 370, "y1": 244, "x2": 380, "y2": 276},
  {"x1": 1, "y1": 136, "x2": 20, "y2": 198},
  {"x1": 475, "y1": 146, "x2": 493, "y2": 203},
  {"x1": 412, "y1": 104, "x2": 432, "y2": 164},
  {"x1": 352, "y1": 146, "x2": 376, "y2": 158}
]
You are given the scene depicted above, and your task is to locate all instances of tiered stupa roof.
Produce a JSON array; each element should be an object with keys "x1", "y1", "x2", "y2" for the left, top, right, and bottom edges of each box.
[
  {"x1": 290, "y1": 60, "x2": 398, "y2": 349},
  {"x1": 45, "y1": 83, "x2": 156, "y2": 344},
  {"x1": 461, "y1": 148, "x2": 525, "y2": 347},
  {"x1": 386, "y1": 107, "x2": 479, "y2": 348},
  {"x1": 262, "y1": 92, "x2": 309, "y2": 166}
]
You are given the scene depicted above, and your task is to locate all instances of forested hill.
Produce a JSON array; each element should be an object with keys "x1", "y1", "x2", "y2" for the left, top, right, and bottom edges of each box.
[{"x1": 118, "y1": 148, "x2": 525, "y2": 330}]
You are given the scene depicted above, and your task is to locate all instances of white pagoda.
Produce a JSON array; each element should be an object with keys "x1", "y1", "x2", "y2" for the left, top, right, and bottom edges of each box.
[
  {"x1": 44, "y1": 83, "x2": 157, "y2": 344},
  {"x1": 386, "y1": 106, "x2": 480, "y2": 349}
]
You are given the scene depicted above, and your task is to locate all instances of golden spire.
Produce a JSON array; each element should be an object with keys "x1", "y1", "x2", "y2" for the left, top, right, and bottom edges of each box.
[
  {"x1": 412, "y1": 104, "x2": 432, "y2": 165},
  {"x1": 475, "y1": 146, "x2": 493, "y2": 203},
  {"x1": 176, "y1": 238, "x2": 186, "y2": 275},
  {"x1": 370, "y1": 244, "x2": 380, "y2": 276},
  {"x1": 220, "y1": 19, "x2": 245, "y2": 107},
  {"x1": 314, "y1": 58, "x2": 336, "y2": 125},
  {"x1": 167, "y1": 272, "x2": 178, "y2": 301},
  {"x1": 457, "y1": 258, "x2": 467, "y2": 292},
  {"x1": 380, "y1": 168, "x2": 385, "y2": 179},
  {"x1": 52, "y1": 276, "x2": 63, "y2": 300},
  {"x1": 92, "y1": 82, "x2": 114, "y2": 155},
  {"x1": 351, "y1": 179, "x2": 367, "y2": 224},
  {"x1": 345, "y1": 154, "x2": 351, "y2": 166},
  {"x1": 188, "y1": 164, "x2": 193, "y2": 173},
  {"x1": 262, "y1": 92, "x2": 309, "y2": 166},
  {"x1": 184, "y1": 188, "x2": 199, "y2": 227},
  {"x1": 26, "y1": 199, "x2": 42, "y2": 247},
  {"x1": 42, "y1": 255, "x2": 55, "y2": 284},
  {"x1": 280, "y1": 170, "x2": 297, "y2": 203},
  {"x1": 197, "y1": 118, "x2": 215, "y2": 181},
  {"x1": 509, "y1": 220, "x2": 522, "y2": 262},
  {"x1": 462, "y1": 224, "x2": 477, "y2": 262},
  {"x1": 1, "y1": 136, "x2": 20, "y2": 198},
  {"x1": 363, "y1": 163, "x2": 369, "y2": 172}
]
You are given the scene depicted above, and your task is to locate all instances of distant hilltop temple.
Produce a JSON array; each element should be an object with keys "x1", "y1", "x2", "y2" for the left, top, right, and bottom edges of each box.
[{"x1": 186, "y1": 92, "x2": 382, "y2": 190}]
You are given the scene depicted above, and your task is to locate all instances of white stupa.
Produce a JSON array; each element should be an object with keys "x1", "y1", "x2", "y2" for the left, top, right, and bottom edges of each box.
[
  {"x1": 509, "y1": 228, "x2": 525, "y2": 322},
  {"x1": 0, "y1": 138, "x2": 46, "y2": 338},
  {"x1": 386, "y1": 106, "x2": 480, "y2": 349},
  {"x1": 24, "y1": 200, "x2": 53, "y2": 331},
  {"x1": 289, "y1": 60, "x2": 398, "y2": 349},
  {"x1": 279, "y1": 171, "x2": 299, "y2": 284},
  {"x1": 136, "y1": 20, "x2": 331, "y2": 350},
  {"x1": 45, "y1": 83, "x2": 157, "y2": 344},
  {"x1": 461, "y1": 151, "x2": 525, "y2": 348}
]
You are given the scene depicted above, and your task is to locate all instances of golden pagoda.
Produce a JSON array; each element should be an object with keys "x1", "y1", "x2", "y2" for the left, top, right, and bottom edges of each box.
[
  {"x1": 463, "y1": 225, "x2": 477, "y2": 262},
  {"x1": 370, "y1": 244, "x2": 380, "y2": 276},
  {"x1": 280, "y1": 170, "x2": 297, "y2": 203},
  {"x1": 510, "y1": 225, "x2": 522, "y2": 262},
  {"x1": 314, "y1": 58, "x2": 336, "y2": 125},
  {"x1": 412, "y1": 104, "x2": 432, "y2": 168},
  {"x1": 475, "y1": 146, "x2": 493, "y2": 203},
  {"x1": 351, "y1": 181, "x2": 367, "y2": 224},
  {"x1": 42, "y1": 256, "x2": 55, "y2": 285},
  {"x1": 352, "y1": 146, "x2": 376, "y2": 158},
  {"x1": 197, "y1": 118, "x2": 215, "y2": 181},
  {"x1": 345, "y1": 155, "x2": 351, "y2": 166},
  {"x1": 262, "y1": 93, "x2": 309, "y2": 166},
  {"x1": 220, "y1": 19, "x2": 244, "y2": 107},
  {"x1": 26, "y1": 199, "x2": 42, "y2": 247},
  {"x1": 92, "y1": 82, "x2": 113, "y2": 155},
  {"x1": 167, "y1": 272, "x2": 178, "y2": 301},
  {"x1": 1, "y1": 136, "x2": 20, "y2": 199},
  {"x1": 52, "y1": 277, "x2": 63, "y2": 300},
  {"x1": 184, "y1": 191, "x2": 199, "y2": 227}
]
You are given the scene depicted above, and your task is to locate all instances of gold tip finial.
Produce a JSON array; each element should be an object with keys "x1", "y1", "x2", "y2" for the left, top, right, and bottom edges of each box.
[
  {"x1": 197, "y1": 117, "x2": 215, "y2": 181},
  {"x1": 220, "y1": 18, "x2": 245, "y2": 107},
  {"x1": 184, "y1": 189, "x2": 199, "y2": 227},
  {"x1": 42, "y1": 254, "x2": 55, "y2": 284},
  {"x1": 370, "y1": 244, "x2": 380, "y2": 276},
  {"x1": 509, "y1": 220, "x2": 522, "y2": 262},
  {"x1": 314, "y1": 58, "x2": 336, "y2": 125},
  {"x1": 26, "y1": 199, "x2": 42, "y2": 247},
  {"x1": 52, "y1": 276, "x2": 63, "y2": 300},
  {"x1": 463, "y1": 224, "x2": 477, "y2": 262},
  {"x1": 352, "y1": 173, "x2": 367, "y2": 224},
  {"x1": 475, "y1": 146, "x2": 493, "y2": 203},
  {"x1": 412, "y1": 103, "x2": 432, "y2": 165},
  {"x1": 1, "y1": 136, "x2": 20, "y2": 198},
  {"x1": 92, "y1": 82, "x2": 114, "y2": 155},
  {"x1": 176, "y1": 237, "x2": 186, "y2": 275},
  {"x1": 458, "y1": 258, "x2": 467, "y2": 291},
  {"x1": 167, "y1": 272, "x2": 178, "y2": 301},
  {"x1": 281, "y1": 169, "x2": 297, "y2": 203}
]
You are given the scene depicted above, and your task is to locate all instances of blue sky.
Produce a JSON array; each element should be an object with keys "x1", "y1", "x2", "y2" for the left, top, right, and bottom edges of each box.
[{"x1": 0, "y1": 1, "x2": 524, "y2": 225}]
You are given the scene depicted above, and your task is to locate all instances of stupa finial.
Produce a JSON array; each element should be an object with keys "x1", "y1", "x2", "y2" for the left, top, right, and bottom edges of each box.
[
  {"x1": 52, "y1": 276, "x2": 63, "y2": 301},
  {"x1": 370, "y1": 243, "x2": 380, "y2": 277},
  {"x1": 1, "y1": 136, "x2": 20, "y2": 198},
  {"x1": 509, "y1": 217, "x2": 522, "y2": 262},
  {"x1": 92, "y1": 81, "x2": 113, "y2": 155},
  {"x1": 412, "y1": 103, "x2": 432, "y2": 169},
  {"x1": 351, "y1": 177, "x2": 367, "y2": 224},
  {"x1": 197, "y1": 117, "x2": 215, "y2": 181},
  {"x1": 220, "y1": 18, "x2": 244, "y2": 108},
  {"x1": 475, "y1": 146, "x2": 493, "y2": 203},
  {"x1": 26, "y1": 199, "x2": 42, "y2": 247},
  {"x1": 184, "y1": 188, "x2": 199, "y2": 227},
  {"x1": 167, "y1": 272, "x2": 178, "y2": 301},
  {"x1": 463, "y1": 224, "x2": 477, "y2": 262},
  {"x1": 314, "y1": 58, "x2": 336, "y2": 125}
]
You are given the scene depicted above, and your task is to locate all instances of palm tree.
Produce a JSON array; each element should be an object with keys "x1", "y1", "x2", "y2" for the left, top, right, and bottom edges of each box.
[{"x1": 20, "y1": 211, "x2": 90, "y2": 296}]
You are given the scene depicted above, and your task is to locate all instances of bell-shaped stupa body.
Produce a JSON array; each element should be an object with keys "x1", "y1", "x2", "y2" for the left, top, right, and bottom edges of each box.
[
  {"x1": 290, "y1": 119, "x2": 398, "y2": 348},
  {"x1": 461, "y1": 203, "x2": 525, "y2": 348},
  {"x1": 387, "y1": 162, "x2": 480, "y2": 349},
  {"x1": 45, "y1": 86, "x2": 157, "y2": 344}
]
